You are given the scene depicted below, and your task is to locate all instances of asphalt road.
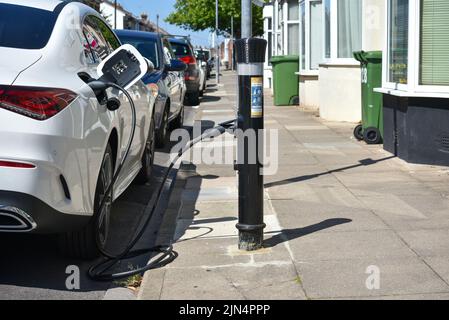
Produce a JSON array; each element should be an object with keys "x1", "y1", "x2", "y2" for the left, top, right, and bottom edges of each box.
[{"x1": 0, "y1": 104, "x2": 198, "y2": 300}]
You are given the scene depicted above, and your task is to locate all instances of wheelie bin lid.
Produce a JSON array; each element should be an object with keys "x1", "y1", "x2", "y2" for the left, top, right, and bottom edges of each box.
[
  {"x1": 270, "y1": 55, "x2": 299, "y2": 64},
  {"x1": 353, "y1": 51, "x2": 382, "y2": 64}
]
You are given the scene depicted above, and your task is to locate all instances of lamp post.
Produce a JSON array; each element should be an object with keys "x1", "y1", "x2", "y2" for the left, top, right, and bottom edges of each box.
[
  {"x1": 215, "y1": 0, "x2": 220, "y2": 85},
  {"x1": 114, "y1": 0, "x2": 117, "y2": 29}
]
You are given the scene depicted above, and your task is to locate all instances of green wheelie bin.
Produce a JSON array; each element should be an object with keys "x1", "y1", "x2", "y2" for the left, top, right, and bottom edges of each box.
[
  {"x1": 270, "y1": 55, "x2": 299, "y2": 106},
  {"x1": 353, "y1": 51, "x2": 383, "y2": 144}
]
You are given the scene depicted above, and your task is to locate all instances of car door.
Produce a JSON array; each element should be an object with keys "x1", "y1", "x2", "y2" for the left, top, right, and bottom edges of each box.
[
  {"x1": 162, "y1": 38, "x2": 182, "y2": 118},
  {"x1": 82, "y1": 16, "x2": 150, "y2": 186}
]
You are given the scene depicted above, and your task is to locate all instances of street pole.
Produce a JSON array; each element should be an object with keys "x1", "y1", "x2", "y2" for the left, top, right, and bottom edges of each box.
[
  {"x1": 156, "y1": 14, "x2": 159, "y2": 34},
  {"x1": 215, "y1": 0, "x2": 220, "y2": 85},
  {"x1": 231, "y1": 16, "x2": 235, "y2": 71},
  {"x1": 114, "y1": 0, "x2": 117, "y2": 29},
  {"x1": 235, "y1": 0, "x2": 267, "y2": 251}
]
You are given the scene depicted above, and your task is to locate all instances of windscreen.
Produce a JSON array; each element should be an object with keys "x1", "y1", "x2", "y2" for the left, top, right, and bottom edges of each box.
[
  {"x1": 118, "y1": 36, "x2": 160, "y2": 69},
  {"x1": 170, "y1": 42, "x2": 192, "y2": 58},
  {"x1": 0, "y1": 3, "x2": 58, "y2": 49}
]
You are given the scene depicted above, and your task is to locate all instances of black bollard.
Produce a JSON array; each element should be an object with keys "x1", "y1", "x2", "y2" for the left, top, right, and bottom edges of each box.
[{"x1": 234, "y1": 38, "x2": 267, "y2": 251}]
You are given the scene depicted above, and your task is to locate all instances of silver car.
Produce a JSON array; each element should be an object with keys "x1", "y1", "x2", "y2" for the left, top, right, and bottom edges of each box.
[{"x1": 0, "y1": 0, "x2": 156, "y2": 259}]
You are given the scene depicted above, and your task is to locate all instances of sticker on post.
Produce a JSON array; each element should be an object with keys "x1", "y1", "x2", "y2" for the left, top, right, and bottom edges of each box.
[{"x1": 251, "y1": 77, "x2": 263, "y2": 118}]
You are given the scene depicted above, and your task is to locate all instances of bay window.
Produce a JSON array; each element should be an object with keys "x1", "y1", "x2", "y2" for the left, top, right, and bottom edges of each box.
[
  {"x1": 382, "y1": 0, "x2": 449, "y2": 95},
  {"x1": 286, "y1": 0, "x2": 300, "y2": 55},
  {"x1": 323, "y1": 0, "x2": 362, "y2": 63},
  {"x1": 300, "y1": 0, "x2": 324, "y2": 72}
]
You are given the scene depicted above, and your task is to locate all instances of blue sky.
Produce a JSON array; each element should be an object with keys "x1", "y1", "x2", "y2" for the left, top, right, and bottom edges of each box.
[{"x1": 119, "y1": 0, "x2": 216, "y2": 47}]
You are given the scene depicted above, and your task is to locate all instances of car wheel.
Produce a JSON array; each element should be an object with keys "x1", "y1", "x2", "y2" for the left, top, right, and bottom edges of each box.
[
  {"x1": 58, "y1": 144, "x2": 114, "y2": 260},
  {"x1": 135, "y1": 117, "x2": 156, "y2": 184},
  {"x1": 156, "y1": 104, "x2": 169, "y2": 148},
  {"x1": 188, "y1": 91, "x2": 200, "y2": 106},
  {"x1": 171, "y1": 104, "x2": 184, "y2": 129}
]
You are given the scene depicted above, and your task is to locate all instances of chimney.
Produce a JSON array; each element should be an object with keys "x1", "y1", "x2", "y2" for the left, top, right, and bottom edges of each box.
[{"x1": 141, "y1": 13, "x2": 148, "y2": 21}]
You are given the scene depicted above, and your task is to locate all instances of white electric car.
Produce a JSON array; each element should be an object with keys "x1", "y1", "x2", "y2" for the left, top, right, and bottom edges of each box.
[{"x1": 0, "y1": 0, "x2": 157, "y2": 259}]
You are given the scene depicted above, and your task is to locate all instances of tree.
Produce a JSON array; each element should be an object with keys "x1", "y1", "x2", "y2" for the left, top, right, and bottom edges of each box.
[{"x1": 166, "y1": 0, "x2": 264, "y2": 38}]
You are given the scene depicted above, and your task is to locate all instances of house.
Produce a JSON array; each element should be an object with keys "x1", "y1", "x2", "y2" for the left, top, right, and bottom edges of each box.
[
  {"x1": 264, "y1": 0, "x2": 385, "y2": 122},
  {"x1": 376, "y1": 0, "x2": 449, "y2": 166},
  {"x1": 100, "y1": 0, "x2": 126, "y2": 29}
]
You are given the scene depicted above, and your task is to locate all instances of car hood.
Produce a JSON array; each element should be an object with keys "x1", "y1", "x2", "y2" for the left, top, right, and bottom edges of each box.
[{"x1": 0, "y1": 48, "x2": 42, "y2": 85}]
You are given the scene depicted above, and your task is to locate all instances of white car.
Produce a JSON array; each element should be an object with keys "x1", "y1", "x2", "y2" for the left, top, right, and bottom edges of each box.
[{"x1": 0, "y1": 0, "x2": 156, "y2": 259}]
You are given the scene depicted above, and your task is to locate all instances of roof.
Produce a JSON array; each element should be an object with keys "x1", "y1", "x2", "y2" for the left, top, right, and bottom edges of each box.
[
  {"x1": 0, "y1": 0, "x2": 63, "y2": 11},
  {"x1": 114, "y1": 29, "x2": 159, "y2": 39}
]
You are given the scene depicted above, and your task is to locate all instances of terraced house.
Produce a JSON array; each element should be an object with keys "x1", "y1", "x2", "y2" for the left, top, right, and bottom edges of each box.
[{"x1": 264, "y1": 0, "x2": 449, "y2": 166}]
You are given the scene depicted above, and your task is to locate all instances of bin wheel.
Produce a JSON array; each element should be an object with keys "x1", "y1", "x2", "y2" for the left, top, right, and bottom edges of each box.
[
  {"x1": 353, "y1": 125, "x2": 364, "y2": 141},
  {"x1": 364, "y1": 127, "x2": 382, "y2": 145}
]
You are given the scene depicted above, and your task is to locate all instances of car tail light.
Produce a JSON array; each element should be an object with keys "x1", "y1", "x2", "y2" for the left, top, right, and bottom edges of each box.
[
  {"x1": 0, "y1": 160, "x2": 35, "y2": 169},
  {"x1": 179, "y1": 55, "x2": 197, "y2": 65},
  {"x1": 0, "y1": 85, "x2": 77, "y2": 121}
]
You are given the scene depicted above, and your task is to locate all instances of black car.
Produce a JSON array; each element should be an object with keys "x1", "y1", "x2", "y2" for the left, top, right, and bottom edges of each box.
[
  {"x1": 168, "y1": 37, "x2": 201, "y2": 106},
  {"x1": 115, "y1": 30, "x2": 187, "y2": 147}
]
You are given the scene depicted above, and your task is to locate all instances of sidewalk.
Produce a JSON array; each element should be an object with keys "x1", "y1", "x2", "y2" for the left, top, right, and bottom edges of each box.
[{"x1": 139, "y1": 70, "x2": 449, "y2": 300}]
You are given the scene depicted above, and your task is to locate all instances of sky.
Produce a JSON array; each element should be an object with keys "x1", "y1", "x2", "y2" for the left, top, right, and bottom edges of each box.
[{"x1": 119, "y1": 0, "x2": 219, "y2": 47}]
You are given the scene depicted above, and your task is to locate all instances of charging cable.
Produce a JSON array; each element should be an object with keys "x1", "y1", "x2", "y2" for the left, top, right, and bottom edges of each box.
[{"x1": 87, "y1": 80, "x2": 236, "y2": 281}]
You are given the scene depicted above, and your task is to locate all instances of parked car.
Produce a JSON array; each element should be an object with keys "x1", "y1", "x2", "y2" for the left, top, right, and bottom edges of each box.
[
  {"x1": 0, "y1": 0, "x2": 156, "y2": 259},
  {"x1": 195, "y1": 49, "x2": 212, "y2": 79},
  {"x1": 168, "y1": 37, "x2": 201, "y2": 106},
  {"x1": 115, "y1": 30, "x2": 187, "y2": 147}
]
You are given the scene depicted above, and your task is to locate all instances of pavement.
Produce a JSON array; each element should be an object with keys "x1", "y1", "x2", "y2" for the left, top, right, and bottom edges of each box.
[{"x1": 138, "y1": 70, "x2": 449, "y2": 300}]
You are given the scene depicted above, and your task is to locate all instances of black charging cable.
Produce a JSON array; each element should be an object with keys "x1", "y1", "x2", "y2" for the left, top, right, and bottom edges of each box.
[{"x1": 87, "y1": 80, "x2": 236, "y2": 281}]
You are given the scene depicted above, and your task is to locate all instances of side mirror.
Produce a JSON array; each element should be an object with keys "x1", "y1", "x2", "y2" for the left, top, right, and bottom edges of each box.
[
  {"x1": 166, "y1": 59, "x2": 187, "y2": 72},
  {"x1": 201, "y1": 61, "x2": 207, "y2": 68},
  {"x1": 97, "y1": 44, "x2": 147, "y2": 90},
  {"x1": 145, "y1": 58, "x2": 155, "y2": 74}
]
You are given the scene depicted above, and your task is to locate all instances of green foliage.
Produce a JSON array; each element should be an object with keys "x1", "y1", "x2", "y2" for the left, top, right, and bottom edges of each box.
[{"x1": 166, "y1": 0, "x2": 264, "y2": 38}]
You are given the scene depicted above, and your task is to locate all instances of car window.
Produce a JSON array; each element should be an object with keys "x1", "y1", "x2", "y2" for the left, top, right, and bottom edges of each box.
[
  {"x1": 162, "y1": 39, "x2": 175, "y2": 65},
  {"x1": 118, "y1": 36, "x2": 160, "y2": 69},
  {"x1": 170, "y1": 42, "x2": 192, "y2": 58},
  {"x1": 83, "y1": 16, "x2": 120, "y2": 63},
  {"x1": 0, "y1": 3, "x2": 58, "y2": 49}
]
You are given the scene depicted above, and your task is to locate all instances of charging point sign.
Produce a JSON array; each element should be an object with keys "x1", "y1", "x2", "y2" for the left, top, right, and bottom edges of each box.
[{"x1": 251, "y1": 77, "x2": 263, "y2": 118}]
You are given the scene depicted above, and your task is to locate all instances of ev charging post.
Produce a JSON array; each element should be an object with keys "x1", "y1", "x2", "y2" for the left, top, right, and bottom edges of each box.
[{"x1": 235, "y1": 0, "x2": 267, "y2": 251}]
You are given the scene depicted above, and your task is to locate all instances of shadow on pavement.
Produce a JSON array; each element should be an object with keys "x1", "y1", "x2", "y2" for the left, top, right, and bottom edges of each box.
[
  {"x1": 264, "y1": 218, "x2": 353, "y2": 248},
  {"x1": 265, "y1": 156, "x2": 396, "y2": 189}
]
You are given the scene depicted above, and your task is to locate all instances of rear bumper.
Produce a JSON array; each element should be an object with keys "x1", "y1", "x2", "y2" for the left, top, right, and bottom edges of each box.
[{"x1": 0, "y1": 191, "x2": 90, "y2": 234}]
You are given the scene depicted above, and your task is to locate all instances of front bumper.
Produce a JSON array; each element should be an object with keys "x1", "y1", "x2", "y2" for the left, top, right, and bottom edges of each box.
[{"x1": 0, "y1": 191, "x2": 90, "y2": 234}]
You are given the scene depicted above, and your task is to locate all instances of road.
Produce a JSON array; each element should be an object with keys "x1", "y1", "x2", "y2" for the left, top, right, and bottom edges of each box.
[{"x1": 0, "y1": 102, "x2": 199, "y2": 300}]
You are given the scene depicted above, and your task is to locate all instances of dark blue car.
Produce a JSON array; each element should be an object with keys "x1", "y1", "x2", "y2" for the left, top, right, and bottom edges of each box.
[{"x1": 115, "y1": 30, "x2": 187, "y2": 147}]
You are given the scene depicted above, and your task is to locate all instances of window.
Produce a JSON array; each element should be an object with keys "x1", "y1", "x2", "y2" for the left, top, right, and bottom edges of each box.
[
  {"x1": 301, "y1": 1, "x2": 306, "y2": 69},
  {"x1": 388, "y1": 0, "x2": 409, "y2": 84},
  {"x1": 118, "y1": 36, "x2": 160, "y2": 69},
  {"x1": 83, "y1": 16, "x2": 113, "y2": 62},
  {"x1": 170, "y1": 42, "x2": 192, "y2": 58},
  {"x1": 300, "y1": 0, "x2": 323, "y2": 72},
  {"x1": 286, "y1": 0, "x2": 300, "y2": 55},
  {"x1": 420, "y1": 0, "x2": 449, "y2": 86},
  {"x1": 324, "y1": 0, "x2": 331, "y2": 59},
  {"x1": 310, "y1": 1, "x2": 323, "y2": 69},
  {"x1": 0, "y1": 3, "x2": 58, "y2": 49},
  {"x1": 337, "y1": 0, "x2": 362, "y2": 58}
]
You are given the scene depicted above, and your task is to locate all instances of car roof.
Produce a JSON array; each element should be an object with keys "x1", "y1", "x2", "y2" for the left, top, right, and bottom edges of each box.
[
  {"x1": 0, "y1": 0, "x2": 63, "y2": 11},
  {"x1": 114, "y1": 29, "x2": 160, "y2": 40}
]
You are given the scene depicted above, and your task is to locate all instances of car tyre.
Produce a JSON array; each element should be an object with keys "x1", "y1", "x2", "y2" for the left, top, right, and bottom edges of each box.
[
  {"x1": 156, "y1": 104, "x2": 169, "y2": 148},
  {"x1": 188, "y1": 91, "x2": 200, "y2": 106},
  {"x1": 135, "y1": 117, "x2": 156, "y2": 184},
  {"x1": 171, "y1": 104, "x2": 184, "y2": 129},
  {"x1": 58, "y1": 144, "x2": 114, "y2": 260}
]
